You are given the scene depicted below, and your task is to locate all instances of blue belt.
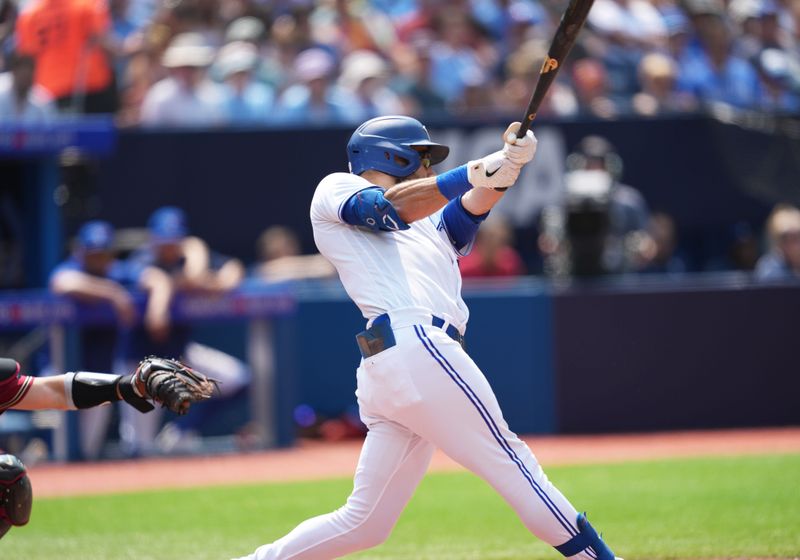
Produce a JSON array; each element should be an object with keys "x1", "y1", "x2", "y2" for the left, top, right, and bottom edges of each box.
[
  {"x1": 356, "y1": 313, "x2": 465, "y2": 359},
  {"x1": 431, "y1": 316, "x2": 466, "y2": 347}
]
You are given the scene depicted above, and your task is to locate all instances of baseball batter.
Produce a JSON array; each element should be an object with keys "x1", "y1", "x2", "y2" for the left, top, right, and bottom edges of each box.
[{"x1": 233, "y1": 116, "x2": 620, "y2": 560}]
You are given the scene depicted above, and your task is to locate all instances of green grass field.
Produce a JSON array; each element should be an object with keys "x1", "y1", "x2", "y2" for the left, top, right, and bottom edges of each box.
[{"x1": 5, "y1": 454, "x2": 799, "y2": 560}]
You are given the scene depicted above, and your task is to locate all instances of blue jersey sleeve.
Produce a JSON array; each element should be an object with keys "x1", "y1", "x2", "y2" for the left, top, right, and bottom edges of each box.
[{"x1": 439, "y1": 195, "x2": 489, "y2": 256}]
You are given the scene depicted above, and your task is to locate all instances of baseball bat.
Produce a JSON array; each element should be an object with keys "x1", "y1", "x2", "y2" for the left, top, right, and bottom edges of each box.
[
  {"x1": 517, "y1": 0, "x2": 595, "y2": 137},
  {"x1": 494, "y1": 0, "x2": 594, "y2": 191}
]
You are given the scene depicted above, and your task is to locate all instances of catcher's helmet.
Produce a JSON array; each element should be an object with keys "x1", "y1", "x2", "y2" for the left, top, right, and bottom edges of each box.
[
  {"x1": 0, "y1": 454, "x2": 32, "y2": 540},
  {"x1": 347, "y1": 116, "x2": 450, "y2": 177}
]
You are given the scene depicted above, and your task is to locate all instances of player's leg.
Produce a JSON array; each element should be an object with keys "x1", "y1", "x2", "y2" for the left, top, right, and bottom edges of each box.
[
  {"x1": 78, "y1": 405, "x2": 113, "y2": 460},
  {"x1": 232, "y1": 419, "x2": 434, "y2": 560},
  {"x1": 392, "y1": 325, "x2": 618, "y2": 560},
  {"x1": 155, "y1": 342, "x2": 251, "y2": 452},
  {"x1": 183, "y1": 341, "x2": 250, "y2": 397}
]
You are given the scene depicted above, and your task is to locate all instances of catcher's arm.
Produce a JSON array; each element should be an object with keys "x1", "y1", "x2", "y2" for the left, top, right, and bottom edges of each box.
[
  {"x1": 1, "y1": 356, "x2": 150, "y2": 412},
  {"x1": 8, "y1": 357, "x2": 216, "y2": 415}
]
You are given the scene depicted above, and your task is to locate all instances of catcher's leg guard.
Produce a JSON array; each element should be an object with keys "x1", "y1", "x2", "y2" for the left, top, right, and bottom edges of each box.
[
  {"x1": 0, "y1": 454, "x2": 33, "y2": 539},
  {"x1": 554, "y1": 513, "x2": 617, "y2": 559}
]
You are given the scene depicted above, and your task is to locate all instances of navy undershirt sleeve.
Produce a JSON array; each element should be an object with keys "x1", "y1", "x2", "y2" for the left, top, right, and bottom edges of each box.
[{"x1": 440, "y1": 195, "x2": 489, "y2": 255}]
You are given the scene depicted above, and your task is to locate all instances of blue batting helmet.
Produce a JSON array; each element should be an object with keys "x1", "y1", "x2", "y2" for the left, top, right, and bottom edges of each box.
[{"x1": 347, "y1": 116, "x2": 450, "y2": 177}]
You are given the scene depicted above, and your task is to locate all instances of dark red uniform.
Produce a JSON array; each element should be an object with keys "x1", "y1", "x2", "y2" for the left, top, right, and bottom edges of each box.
[{"x1": 0, "y1": 360, "x2": 33, "y2": 414}]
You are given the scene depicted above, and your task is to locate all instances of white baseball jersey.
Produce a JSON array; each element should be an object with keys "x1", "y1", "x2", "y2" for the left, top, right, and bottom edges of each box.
[{"x1": 310, "y1": 172, "x2": 469, "y2": 333}]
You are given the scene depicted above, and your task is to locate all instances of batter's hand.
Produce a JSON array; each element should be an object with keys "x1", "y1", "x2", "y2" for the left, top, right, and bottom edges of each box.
[
  {"x1": 467, "y1": 151, "x2": 521, "y2": 190},
  {"x1": 502, "y1": 122, "x2": 537, "y2": 168}
]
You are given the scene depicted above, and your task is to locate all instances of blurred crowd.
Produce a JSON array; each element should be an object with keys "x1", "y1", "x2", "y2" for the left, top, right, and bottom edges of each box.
[{"x1": 0, "y1": 0, "x2": 799, "y2": 126}]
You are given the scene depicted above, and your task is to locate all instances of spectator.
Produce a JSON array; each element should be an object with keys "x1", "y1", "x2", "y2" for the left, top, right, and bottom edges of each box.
[
  {"x1": 639, "y1": 212, "x2": 688, "y2": 274},
  {"x1": 254, "y1": 225, "x2": 336, "y2": 282},
  {"x1": 499, "y1": 39, "x2": 578, "y2": 117},
  {"x1": 756, "y1": 0, "x2": 790, "y2": 50},
  {"x1": 729, "y1": 0, "x2": 764, "y2": 59},
  {"x1": 309, "y1": 0, "x2": 396, "y2": 54},
  {"x1": 0, "y1": 52, "x2": 55, "y2": 122},
  {"x1": 572, "y1": 57, "x2": 625, "y2": 118},
  {"x1": 460, "y1": 216, "x2": 526, "y2": 278},
  {"x1": 390, "y1": 35, "x2": 448, "y2": 118},
  {"x1": 0, "y1": 0, "x2": 17, "y2": 52},
  {"x1": 222, "y1": 16, "x2": 277, "y2": 86},
  {"x1": 755, "y1": 203, "x2": 800, "y2": 281},
  {"x1": 139, "y1": 32, "x2": 225, "y2": 126},
  {"x1": 16, "y1": 0, "x2": 117, "y2": 114},
  {"x1": 726, "y1": 221, "x2": 760, "y2": 271},
  {"x1": 586, "y1": 0, "x2": 668, "y2": 95},
  {"x1": 471, "y1": 0, "x2": 549, "y2": 57},
  {"x1": 677, "y1": 0, "x2": 763, "y2": 108},
  {"x1": 632, "y1": 52, "x2": 697, "y2": 115},
  {"x1": 107, "y1": 0, "x2": 143, "y2": 82},
  {"x1": 428, "y1": 11, "x2": 491, "y2": 104},
  {"x1": 338, "y1": 49, "x2": 404, "y2": 119},
  {"x1": 121, "y1": 207, "x2": 250, "y2": 455},
  {"x1": 752, "y1": 48, "x2": 800, "y2": 111},
  {"x1": 275, "y1": 47, "x2": 360, "y2": 124},
  {"x1": 705, "y1": 221, "x2": 761, "y2": 271},
  {"x1": 49, "y1": 221, "x2": 135, "y2": 459},
  {"x1": 452, "y1": 66, "x2": 498, "y2": 115},
  {"x1": 663, "y1": 9, "x2": 692, "y2": 61},
  {"x1": 216, "y1": 41, "x2": 275, "y2": 125},
  {"x1": 539, "y1": 136, "x2": 653, "y2": 276}
]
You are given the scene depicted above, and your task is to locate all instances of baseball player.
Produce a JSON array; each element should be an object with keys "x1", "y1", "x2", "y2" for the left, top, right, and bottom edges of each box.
[
  {"x1": 232, "y1": 116, "x2": 621, "y2": 560},
  {"x1": 0, "y1": 355, "x2": 214, "y2": 539},
  {"x1": 120, "y1": 207, "x2": 250, "y2": 455},
  {"x1": 49, "y1": 220, "x2": 135, "y2": 459}
]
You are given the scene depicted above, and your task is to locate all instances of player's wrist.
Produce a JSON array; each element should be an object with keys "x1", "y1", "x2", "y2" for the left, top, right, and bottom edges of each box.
[{"x1": 436, "y1": 164, "x2": 472, "y2": 200}]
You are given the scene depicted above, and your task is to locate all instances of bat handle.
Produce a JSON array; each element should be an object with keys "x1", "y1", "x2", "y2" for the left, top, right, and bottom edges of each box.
[
  {"x1": 495, "y1": 113, "x2": 535, "y2": 193},
  {"x1": 516, "y1": 115, "x2": 534, "y2": 138}
]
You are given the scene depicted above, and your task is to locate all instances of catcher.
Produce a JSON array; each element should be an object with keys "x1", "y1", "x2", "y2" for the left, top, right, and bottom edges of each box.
[{"x1": 0, "y1": 356, "x2": 215, "y2": 539}]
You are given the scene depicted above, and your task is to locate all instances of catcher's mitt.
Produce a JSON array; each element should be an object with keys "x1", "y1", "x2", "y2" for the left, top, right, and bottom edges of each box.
[{"x1": 135, "y1": 357, "x2": 218, "y2": 415}]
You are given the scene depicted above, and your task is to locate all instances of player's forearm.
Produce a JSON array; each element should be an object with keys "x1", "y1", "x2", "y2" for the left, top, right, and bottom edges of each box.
[
  {"x1": 383, "y1": 177, "x2": 449, "y2": 223},
  {"x1": 15, "y1": 376, "x2": 69, "y2": 410},
  {"x1": 51, "y1": 272, "x2": 128, "y2": 304},
  {"x1": 214, "y1": 259, "x2": 245, "y2": 290},
  {"x1": 17, "y1": 372, "x2": 153, "y2": 413},
  {"x1": 461, "y1": 186, "x2": 505, "y2": 216},
  {"x1": 140, "y1": 267, "x2": 174, "y2": 317},
  {"x1": 181, "y1": 236, "x2": 211, "y2": 279}
]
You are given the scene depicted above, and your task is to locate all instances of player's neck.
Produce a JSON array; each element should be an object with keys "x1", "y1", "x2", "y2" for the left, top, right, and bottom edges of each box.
[{"x1": 359, "y1": 170, "x2": 397, "y2": 189}]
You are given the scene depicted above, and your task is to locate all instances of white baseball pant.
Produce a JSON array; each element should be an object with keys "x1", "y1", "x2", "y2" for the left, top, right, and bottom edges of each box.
[{"x1": 234, "y1": 321, "x2": 595, "y2": 560}]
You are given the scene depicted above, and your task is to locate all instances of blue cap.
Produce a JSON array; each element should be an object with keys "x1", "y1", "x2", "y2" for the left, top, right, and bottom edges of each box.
[
  {"x1": 148, "y1": 206, "x2": 188, "y2": 242},
  {"x1": 77, "y1": 220, "x2": 114, "y2": 251}
]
